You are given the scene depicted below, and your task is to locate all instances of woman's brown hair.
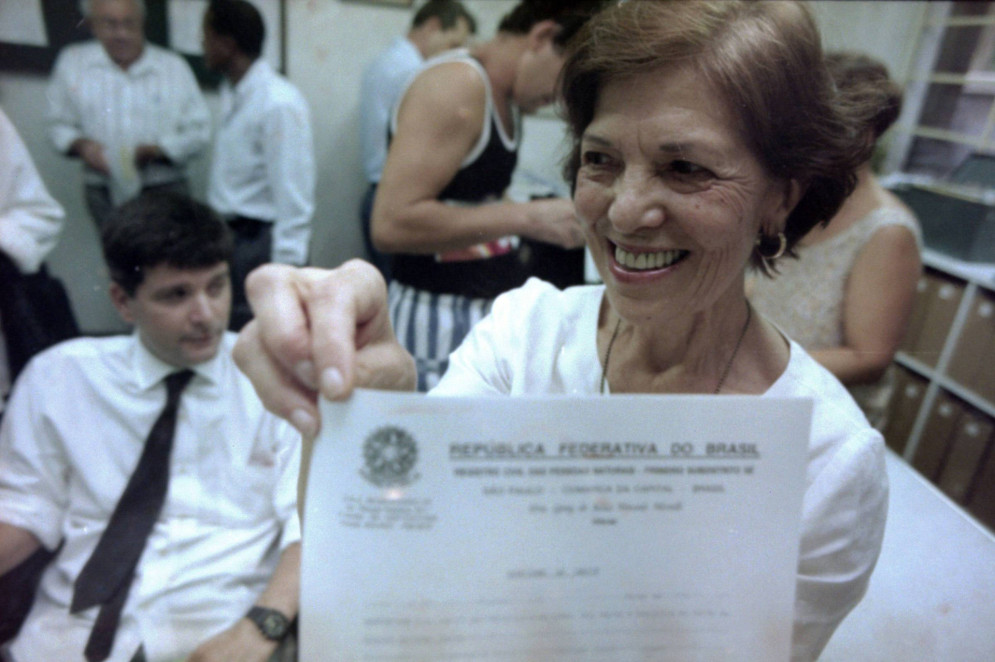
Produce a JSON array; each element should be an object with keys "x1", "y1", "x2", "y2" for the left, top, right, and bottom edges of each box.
[{"x1": 560, "y1": 0, "x2": 867, "y2": 273}]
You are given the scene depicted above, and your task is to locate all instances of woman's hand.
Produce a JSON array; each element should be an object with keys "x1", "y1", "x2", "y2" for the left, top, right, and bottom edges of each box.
[{"x1": 233, "y1": 260, "x2": 416, "y2": 438}]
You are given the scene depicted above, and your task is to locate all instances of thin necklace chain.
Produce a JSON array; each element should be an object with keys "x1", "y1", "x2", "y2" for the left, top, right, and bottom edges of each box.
[
  {"x1": 599, "y1": 317, "x2": 623, "y2": 394},
  {"x1": 599, "y1": 302, "x2": 753, "y2": 395}
]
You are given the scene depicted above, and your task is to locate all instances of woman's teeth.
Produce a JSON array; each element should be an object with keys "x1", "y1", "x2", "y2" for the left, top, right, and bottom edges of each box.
[{"x1": 614, "y1": 246, "x2": 687, "y2": 271}]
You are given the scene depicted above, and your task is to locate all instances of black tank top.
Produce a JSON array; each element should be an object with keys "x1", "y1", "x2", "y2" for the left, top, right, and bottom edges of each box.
[{"x1": 390, "y1": 54, "x2": 529, "y2": 299}]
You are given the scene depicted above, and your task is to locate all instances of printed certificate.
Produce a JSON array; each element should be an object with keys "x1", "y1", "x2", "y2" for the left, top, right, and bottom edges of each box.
[{"x1": 302, "y1": 390, "x2": 812, "y2": 661}]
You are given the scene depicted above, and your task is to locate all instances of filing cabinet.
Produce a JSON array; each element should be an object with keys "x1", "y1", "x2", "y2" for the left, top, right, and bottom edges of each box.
[
  {"x1": 903, "y1": 270, "x2": 965, "y2": 368},
  {"x1": 910, "y1": 392, "x2": 964, "y2": 480},
  {"x1": 938, "y1": 411, "x2": 994, "y2": 503},
  {"x1": 882, "y1": 366, "x2": 928, "y2": 455},
  {"x1": 946, "y1": 289, "x2": 995, "y2": 404},
  {"x1": 890, "y1": 251, "x2": 995, "y2": 530},
  {"x1": 967, "y1": 444, "x2": 995, "y2": 531}
]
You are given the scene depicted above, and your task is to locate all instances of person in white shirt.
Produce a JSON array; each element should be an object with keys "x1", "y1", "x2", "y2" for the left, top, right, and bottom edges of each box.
[
  {"x1": 202, "y1": 0, "x2": 315, "y2": 332},
  {"x1": 46, "y1": 0, "x2": 210, "y2": 226},
  {"x1": 358, "y1": 0, "x2": 476, "y2": 279},
  {"x1": 0, "y1": 107, "x2": 67, "y2": 417},
  {"x1": 0, "y1": 192, "x2": 300, "y2": 662}
]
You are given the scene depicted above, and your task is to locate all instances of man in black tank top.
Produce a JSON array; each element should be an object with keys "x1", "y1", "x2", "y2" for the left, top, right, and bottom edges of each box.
[{"x1": 370, "y1": 0, "x2": 607, "y2": 391}]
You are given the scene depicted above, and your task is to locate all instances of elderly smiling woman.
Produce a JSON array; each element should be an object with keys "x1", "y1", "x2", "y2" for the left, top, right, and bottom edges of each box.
[{"x1": 234, "y1": 1, "x2": 886, "y2": 660}]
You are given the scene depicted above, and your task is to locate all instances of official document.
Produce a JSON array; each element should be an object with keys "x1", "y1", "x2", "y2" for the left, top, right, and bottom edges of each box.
[{"x1": 302, "y1": 390, "x2": 812, "y2": 662}]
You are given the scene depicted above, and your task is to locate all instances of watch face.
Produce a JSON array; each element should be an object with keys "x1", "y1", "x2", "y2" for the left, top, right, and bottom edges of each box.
[
  {"x1": 263, "y1": 613, "x2": 285, "y2": 638},
  {"x1": 249, "y1": 607, "x2": 289, "y2": 640}
]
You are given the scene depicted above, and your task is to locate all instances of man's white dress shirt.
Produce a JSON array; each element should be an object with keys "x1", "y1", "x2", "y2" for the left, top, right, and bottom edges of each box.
[
  {"x1": 207, "y1": 60, "x2": 315, "y2": 266},
  {"x1": 359, "y1": 36, "x2": 423, "y2": 183},
  {"x1": 0, "y1": 107, "x2": 65, "y2": 414},
  {"x1": 0, "y1": 108, "x2": 64, "y2": 276},
  {"x1": 0, "y1": 333, "x2": 301, "y2": 662},
  {"x1": 46, "y1": 41, "x2": 210, "y2": 203}
]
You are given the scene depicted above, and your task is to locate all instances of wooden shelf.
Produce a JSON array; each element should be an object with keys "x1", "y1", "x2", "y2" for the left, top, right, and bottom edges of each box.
[
  {"x1": 922, "y1": 249, "x2": 995, "y2": 291},
  {"x1": 889, "y1": 250, "x2": 995, "y2": 532}
]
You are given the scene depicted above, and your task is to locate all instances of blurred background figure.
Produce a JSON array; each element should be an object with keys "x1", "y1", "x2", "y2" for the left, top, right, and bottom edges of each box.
[
  {"x1": 749, "y1": 51, "x2": 922, "y2": 429},
  {"x1": 371, "y1": 0, "x2": 606, "y2": 391},
  {"x1": 203, "y1": 0, "x2": 316, "y2": 331},
  {"x1": 0, "y1": 105, "x2": 73, "y2": 644},
  {"x1": 359, "y1": 0, "x2": 477, "y2": 282},
  {"x1": 0, "y1": 106, "x2": 74, "y2": 421},
  {"x1": 46, "y1": 0, "x2": 209, "y2": 226}
]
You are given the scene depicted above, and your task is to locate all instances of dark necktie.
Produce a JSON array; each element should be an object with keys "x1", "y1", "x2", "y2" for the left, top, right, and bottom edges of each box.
[{"x1": 71, "y1": 369, "x2": 195, "y2": 662}]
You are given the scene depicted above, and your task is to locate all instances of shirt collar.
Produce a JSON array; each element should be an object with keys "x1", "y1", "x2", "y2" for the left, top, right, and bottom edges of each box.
[
  {"x1": 399, "y1": 36, "x2": 422, "y2": 62},
  {"x1": 222, "y1": 58, "x2": 270, "y2": 113},
  {"x1": 91, "y1": 40, "x2": 156, "y2": 77},
  {"x1": 130, "y1": 331, "x2": 225, "y2": 391},
  {"x1": 233, "y1": 58, "x2": 271, "y2": 96}
]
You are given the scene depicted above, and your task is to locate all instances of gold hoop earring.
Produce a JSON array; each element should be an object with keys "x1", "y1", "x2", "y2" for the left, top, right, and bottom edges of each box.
[{"x1": 755, "y1": 232, "x2": 787, "y2": 261}]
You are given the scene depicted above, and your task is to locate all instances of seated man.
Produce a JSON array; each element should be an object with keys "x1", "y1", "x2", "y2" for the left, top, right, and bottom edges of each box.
[{"x1": 0, "y1": 192, "x2": 300, "y2": 662}]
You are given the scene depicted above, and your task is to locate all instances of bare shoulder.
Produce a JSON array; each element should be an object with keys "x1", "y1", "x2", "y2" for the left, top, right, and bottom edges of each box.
[
  {"x1": 880, "y1": 187, "x2": 917, "y2": 220},
  {"x1": 852, "y1": 221, "x2": 921, "y2": 285},
  {"x1": 399, "y1": 61, "x2": 487, "y2": 121},
  {"x1": 868, "y1": 216, "x2": 921, "y2": 255}
]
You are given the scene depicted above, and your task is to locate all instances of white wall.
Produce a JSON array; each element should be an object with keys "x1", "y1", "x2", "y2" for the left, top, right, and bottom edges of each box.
[
  {"x1": 809, "y1": 0, "x2": 929, "y2": 84},
  {"x1": 0, "y1": 0, "x2": 928, "y2": 333}
]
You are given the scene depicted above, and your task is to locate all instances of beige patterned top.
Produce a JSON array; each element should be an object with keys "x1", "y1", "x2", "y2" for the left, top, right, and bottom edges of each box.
[{"x1": 750, "y1": 206, "x2": 921, "y2": 426}]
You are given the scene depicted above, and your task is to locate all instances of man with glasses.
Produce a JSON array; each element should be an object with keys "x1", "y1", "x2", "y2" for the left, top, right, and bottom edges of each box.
[{"x1": 46, "y1": 0, "x2": 210, "y2": 227}]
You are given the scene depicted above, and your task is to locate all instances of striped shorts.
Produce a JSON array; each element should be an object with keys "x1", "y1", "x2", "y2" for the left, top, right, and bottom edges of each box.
[{"x1": 388, "y1": 281, "x2": 493, "y2": 392}]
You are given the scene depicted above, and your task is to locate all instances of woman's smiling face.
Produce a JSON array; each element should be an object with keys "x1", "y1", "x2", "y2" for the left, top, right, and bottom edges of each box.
[{"x1": 574, "y1": 66, "x2": 795, "y2": 325}]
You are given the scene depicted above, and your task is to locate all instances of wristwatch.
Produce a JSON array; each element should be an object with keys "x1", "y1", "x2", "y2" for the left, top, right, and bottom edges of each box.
[{"x1": 245, "y1": 606, "x2": 292, "y2": 641}]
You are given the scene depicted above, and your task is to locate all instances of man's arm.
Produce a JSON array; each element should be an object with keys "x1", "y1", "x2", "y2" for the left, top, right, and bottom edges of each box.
[
  {"x1": 45, "y1": 50, "x2": 111, "y2": 174},
  {"x1": 45, "y1": 50, "x2": 96, "y2": 160},
  {"x1": 148, "y1": 55, "x2": 211, "y2": 168},
  {"x1": 0, "y1": 522, "x2": 42, "y2": 577},
  {"x1": 371, "y1": 62, "x2": 583, "y2": 255},
  {"x1": 0, "y1": 109, "x2": 65, "y2": 274},
  {"x1": 186, "y1": 542, "x2": 300, "y2": 662},
  {"x1": 265, "y1": 93, "x2": 316, "y2": 266},
  {"x1": 0, "y1": 358, "x2": 67, "y2": 571}
]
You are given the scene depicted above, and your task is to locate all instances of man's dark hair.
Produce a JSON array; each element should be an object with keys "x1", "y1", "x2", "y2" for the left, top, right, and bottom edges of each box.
[
  {"x1": 413, "y1": 0, "x2": 476, "y2": 34},
  {"x1": 102, "y1": 191, "x2": 233, "y2": 296},
  {"x1": 206, "y1": 0, "x2": 265, "y2": 59},
  {"x1": 498, "y1": 0, "x2": 608, "y2": 51}
]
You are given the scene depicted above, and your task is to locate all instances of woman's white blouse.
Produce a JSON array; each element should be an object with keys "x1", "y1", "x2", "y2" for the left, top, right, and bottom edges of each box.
[{"x1": 434, "y1": 278, "x2": 888, "y2": 661}]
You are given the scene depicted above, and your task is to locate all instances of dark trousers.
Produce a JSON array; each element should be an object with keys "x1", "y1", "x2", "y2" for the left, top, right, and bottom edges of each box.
[
  {"x1": 360, "y1": 182, "x2": 393, "y2": 282},
  {"x1": 84, "y1": 180, "x2": 190, "y2": 228},
  {"x1": 227, "y1": 216, "x2": 273, "y2": 332}
]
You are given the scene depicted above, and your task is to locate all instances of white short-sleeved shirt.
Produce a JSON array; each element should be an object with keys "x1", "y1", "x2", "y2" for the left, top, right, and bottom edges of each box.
[
  {"x1": 434, "y1": 278, "x2": 889, "y2": 662},
  {"x1": 0, "y1": 332, "x2": 301, "y2": 662}
]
